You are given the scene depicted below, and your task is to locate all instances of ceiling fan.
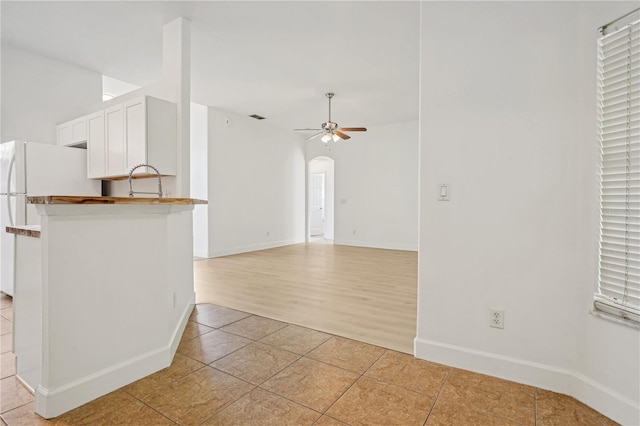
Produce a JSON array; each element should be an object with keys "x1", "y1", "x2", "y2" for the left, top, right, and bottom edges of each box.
[{"x1": 294, "y1": 92, "x2": 367, "y2": 143}]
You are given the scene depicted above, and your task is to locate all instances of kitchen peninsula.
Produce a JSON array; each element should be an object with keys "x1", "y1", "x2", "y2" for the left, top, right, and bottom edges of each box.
[{"x1": 9, "y1": 196, "x2": 206, "y2": 419}]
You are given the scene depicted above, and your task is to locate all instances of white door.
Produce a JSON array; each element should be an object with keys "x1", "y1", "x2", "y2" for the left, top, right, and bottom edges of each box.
[{"x1": 310, "y1": 173, "x2": 325, "y2": 236}]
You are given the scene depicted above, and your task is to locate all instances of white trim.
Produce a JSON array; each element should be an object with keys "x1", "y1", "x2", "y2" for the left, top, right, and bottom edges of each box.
[
  {"x1": 414, "y1": 337, "x2": 640, "y2": 425},
  {"x1": 15, "y1": 374, "x2": 35, "y2": 395},
  {"x1": 35, "y1": 298, "x2": 194, "y2": 419},
  {"x1": 333, "y1": 239, "x2": 418, "y2": 252},
  {"x1": 193, "y1": 249, "x2": 210, "y2": 258},
  {"x1": 210, "y1": 239, "x2": 304, "y2": 258}
]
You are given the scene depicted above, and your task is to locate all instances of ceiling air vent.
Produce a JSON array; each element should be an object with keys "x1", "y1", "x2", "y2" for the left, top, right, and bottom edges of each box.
[{"x1": 249, "y1": 114, "x2": 266, "y2": 120}]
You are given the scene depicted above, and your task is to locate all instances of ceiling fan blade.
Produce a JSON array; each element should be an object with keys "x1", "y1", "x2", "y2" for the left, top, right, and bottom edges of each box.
[
  {"x1": 339, "y1": 127, "x2": 367, "y2": 132},
  {"x1": 306, "y1": 132, "x2": 324, "y2": 140},
  {"x1": 335, "y1": 130, "x2": 351, "y2": 140},
  {"x1": 294, "y1": 128, "x2": 322, "y2": 131}
]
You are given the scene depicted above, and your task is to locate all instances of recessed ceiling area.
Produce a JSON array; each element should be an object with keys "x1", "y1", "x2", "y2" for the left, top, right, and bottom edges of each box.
[{"x1": 1, "y1": 1, "x2": 420, "y2": 132}]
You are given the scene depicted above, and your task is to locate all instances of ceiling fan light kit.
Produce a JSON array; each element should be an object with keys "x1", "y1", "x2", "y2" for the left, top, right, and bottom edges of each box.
[{"x1": 295, "y1": 92, "x2": 367, "y2": 143}]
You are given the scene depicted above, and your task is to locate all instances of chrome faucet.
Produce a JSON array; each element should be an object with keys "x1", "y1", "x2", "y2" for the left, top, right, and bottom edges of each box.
[{"x1": 128, "y1": 164, "x2": 163, "y2": 198}]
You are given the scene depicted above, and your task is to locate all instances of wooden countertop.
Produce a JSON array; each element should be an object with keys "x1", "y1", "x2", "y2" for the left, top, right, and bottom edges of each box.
[
  {"x1": 6, "y1": 225, "x2": 41, "y2": 238},
  {"x1": 28, "y1": 196, "x2": 207, "y2": 205}
]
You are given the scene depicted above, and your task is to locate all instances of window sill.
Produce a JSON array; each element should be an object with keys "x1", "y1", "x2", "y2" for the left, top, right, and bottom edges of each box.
[{"x1": 589, "y1": 309, "x2": 640, "y2": 330}]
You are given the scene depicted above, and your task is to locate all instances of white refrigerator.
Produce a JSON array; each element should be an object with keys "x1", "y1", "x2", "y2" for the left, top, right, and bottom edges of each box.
[{"x1": 0, "y1": 140, "x2": 101, "y2": 296}]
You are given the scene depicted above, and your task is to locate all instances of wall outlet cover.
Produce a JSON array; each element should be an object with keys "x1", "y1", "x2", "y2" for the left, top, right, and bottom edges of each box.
[{"x1": 490, "y1": 308, "x2": 504, "y2": 329}]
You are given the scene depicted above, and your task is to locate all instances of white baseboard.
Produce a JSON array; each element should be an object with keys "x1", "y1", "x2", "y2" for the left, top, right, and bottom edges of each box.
[
  {"x1": 333, "y1": 239, "x2": 418, "y2": 251},
  {"x1": 414, "y1": 338, "x2": 640, "y2": 425},
  {"x1": 210, "y1": 239, "x2": 303, "y2": 258},
  {"x1": 35, "y1": 297, "x2": 195, "y2": 419},
  {"x1": 193, "y1": 249, "x2": 210, "y2": 258}
]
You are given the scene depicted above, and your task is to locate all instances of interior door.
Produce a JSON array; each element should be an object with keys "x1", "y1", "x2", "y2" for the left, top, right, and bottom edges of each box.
[{"x1": 310, "y1": 173, "x2": 325, "y2": 236}]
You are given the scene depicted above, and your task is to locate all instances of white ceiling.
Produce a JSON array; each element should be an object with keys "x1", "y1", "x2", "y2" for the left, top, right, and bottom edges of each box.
[{"x1": 1, "y1": 1, "x2": 420, "y2": 132}]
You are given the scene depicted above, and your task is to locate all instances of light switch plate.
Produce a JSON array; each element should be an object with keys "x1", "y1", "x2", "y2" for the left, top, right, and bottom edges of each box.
[{"x1": 438, "y1": 183, "x2": 450, "y2": 201}]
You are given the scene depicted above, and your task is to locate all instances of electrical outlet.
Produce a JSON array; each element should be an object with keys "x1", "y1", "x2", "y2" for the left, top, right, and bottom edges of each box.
[{"x1": 490, "y1": 309, "x2": 504, "y2": 329}]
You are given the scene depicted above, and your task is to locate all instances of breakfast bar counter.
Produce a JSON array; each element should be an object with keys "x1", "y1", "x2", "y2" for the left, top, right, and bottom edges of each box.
[
  {"x1": 28, "y1": 195, "x2": 207, "y2": 205},
  {"x1": 12, "y1": 196, "x2": 206, "y2": 418}
]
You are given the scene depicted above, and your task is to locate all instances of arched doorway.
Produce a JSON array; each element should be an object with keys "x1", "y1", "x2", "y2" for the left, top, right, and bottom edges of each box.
[{"x1": 307, "y1": 156, "x2": 334, "y2": 242}]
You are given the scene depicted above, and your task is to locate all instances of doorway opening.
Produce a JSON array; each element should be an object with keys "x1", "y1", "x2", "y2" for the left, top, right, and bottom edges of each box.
[{"x1": 308, "y1": 156, "x2": 334, "y2": 243}]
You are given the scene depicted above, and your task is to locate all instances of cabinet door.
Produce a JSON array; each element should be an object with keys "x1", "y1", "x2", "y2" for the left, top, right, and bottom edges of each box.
[
  {"x1": 105, "y1": 105, "x2": 126, "y2": 176},
  {"x1": 57, "y1": 123, "x2": 72, "y2": 147},
  {"x1": 70, "y1": 117, "x2": 87, "y2": 144},
  {"x1": 124, "y1": 98, "x2": 147, "y2": 175},
  {"x1": 57, "y1": 117, "x2": 87, "y2": 147},
  {"x1": 87, "y1": 111, "x2": 105, "y2": 178}
]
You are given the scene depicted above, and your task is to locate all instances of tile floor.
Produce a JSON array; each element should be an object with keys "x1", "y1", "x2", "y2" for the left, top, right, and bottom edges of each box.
[{"x1": 0, "y1": 295, "x2": 619, "y2": 425}]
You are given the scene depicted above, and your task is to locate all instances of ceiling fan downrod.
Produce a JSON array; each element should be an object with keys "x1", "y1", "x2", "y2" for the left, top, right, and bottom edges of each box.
[{"x1": 326, "y1": 92, "x2": 334, "y2": 125}]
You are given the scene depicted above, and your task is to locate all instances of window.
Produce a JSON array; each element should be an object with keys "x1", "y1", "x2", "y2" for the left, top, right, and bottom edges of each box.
[{"x1": 595, "y1": 11, "x2": 640, "y2": 324}]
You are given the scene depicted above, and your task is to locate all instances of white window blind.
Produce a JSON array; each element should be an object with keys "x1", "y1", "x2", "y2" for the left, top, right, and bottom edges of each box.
[{"x1": 596, "y1": 14, "x2": 640, "y2": 324}]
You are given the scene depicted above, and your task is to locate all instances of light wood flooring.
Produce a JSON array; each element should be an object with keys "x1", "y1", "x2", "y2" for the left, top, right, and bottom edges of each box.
[{"x1": 194, "y1": 243, "x2": 417, "y2": 354}]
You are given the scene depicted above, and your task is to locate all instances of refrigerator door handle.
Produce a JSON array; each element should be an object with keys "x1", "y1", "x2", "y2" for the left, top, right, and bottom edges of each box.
[
  {"x1": 7, "y1": 154, "x2": 15, "y2": 194},
  {"x1": 6, "y1": 156, "x2": 15, "y2": 226},
  {"x1": 6, "y1": 193, "x2": 13, "y2": 227}
]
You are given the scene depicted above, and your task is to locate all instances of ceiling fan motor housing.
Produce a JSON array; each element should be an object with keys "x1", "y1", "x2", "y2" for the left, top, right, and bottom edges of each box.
[{"x1": 322, "y1": 121, "x2": 338, "y2": 131}]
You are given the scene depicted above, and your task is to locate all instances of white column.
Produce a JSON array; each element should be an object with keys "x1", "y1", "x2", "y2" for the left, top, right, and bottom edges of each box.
[{"x1": 162, "y1": 18, "x2": 191, "y2": 198}]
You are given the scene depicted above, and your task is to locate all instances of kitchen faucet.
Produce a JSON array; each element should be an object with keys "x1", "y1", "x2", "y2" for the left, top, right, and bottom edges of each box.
[{"x1": 128, "y1": 164, "x2": 163, "y2": 198}]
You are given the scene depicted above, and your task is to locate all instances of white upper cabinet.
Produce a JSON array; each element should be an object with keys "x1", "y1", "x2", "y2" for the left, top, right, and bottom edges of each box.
[
  {"x1": 105, "y1": 105, "x2": 126, "y2": 177},
  {"x1": 56, "y1": 117, "x2": 87, "y2": 148},
  {"x1": 85, "y1": 96, "x2": 177, "y2": 179},
  {"x1": 87, "y1": 111, "x2": 105, "y2": 179}
]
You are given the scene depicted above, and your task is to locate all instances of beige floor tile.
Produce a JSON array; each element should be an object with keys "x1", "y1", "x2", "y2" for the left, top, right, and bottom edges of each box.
[
  {"x1": 535, "y1": 389, "x2": 618, "y2": 426},
  {"x1": 259, "y1": 325, "x2": 332, "y2": 355},
  {"x1": 123, "y1": 353, "x2": 206, "y2": 399},
  {"x1": 189, "y1": 304, "x2": 219, "y2": 320},
  {"x1": 192, "y1": 306, "x2": 251, "y2": 329},
  {"x1": 53, "y1": 390, "x2": 136, "y2": 425},
  {"x1": 0, "y1": 295, "x2": 11, "y2": 309},
  {"x1": 0, "y1": 376, "x2": 34, "y2": 414},
  {"x1": 181, "y1": 321, "x2": 215, "y2": 342},
  {"x1": 307, "y1": 336, "x2": 385, "y2": 374},
  {"x1": 438, "y1": 369, "x2": 535, "y2": 426},
  {"x1": 177, "y1": 330, "x2": 251, "y2": 364},
  {"x1": 141, "y1": 366, "x2": 254, "y2": 426},
  {"x1": 0, "y1": 308, "x2": 12, "y2": 322},
  {"x1": 87, "y1": 400, "x2": 175, "y2": 425},
  {"x1": 1, "y1": 353, "x2": 16, "y2": 379},
  {"x1": 0, "y1": 334, "x2": 12, "y2": 354},
  {"x1": 426, "y1": 401, "x2": 520, "y2": 425},
  {"x1": 261, "y1": 357, "x2": 358, "y2": 413},
  {"x1": 0, "y1": 318, "x2": 11, "y2": 336},
  {"x1": 220, "y1": 315, "x2": 288, "y2": 340},
  {"x1": 364, "y1": 351, "x2": 450, "y2": 397},
  {"x1": 0, "y1": 402, "x2": 50, "y2": 425},
  {"x1": 313, "y1": 416, "x2": 350, "y2": 426},
  {"x1": 211, "y1": 342, "x2": 300, "y2": 385},
  {"x1": 202, "y1": 388, "x2": 320, "y2": 426},
  {"x1": 326, "y1": 376, "x2": 433, "y2": 426}
]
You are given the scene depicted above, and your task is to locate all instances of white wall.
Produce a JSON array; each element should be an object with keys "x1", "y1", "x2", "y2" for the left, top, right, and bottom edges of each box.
[
  {"x1": 1, "y1": 46, "x2": 102, "y2": 143},
  {"x1": 415, "y1": 2, "x2": 640, "y2": 425},
  {"x1": 207, "y1": 108, "x2": 306, "y2": 257},
  {"x1": 190, "y1": 103, "x2": 208, "y2": 257},
  {"x1": 307, "y1": 120, "x2": 419, "y2": 251}
]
